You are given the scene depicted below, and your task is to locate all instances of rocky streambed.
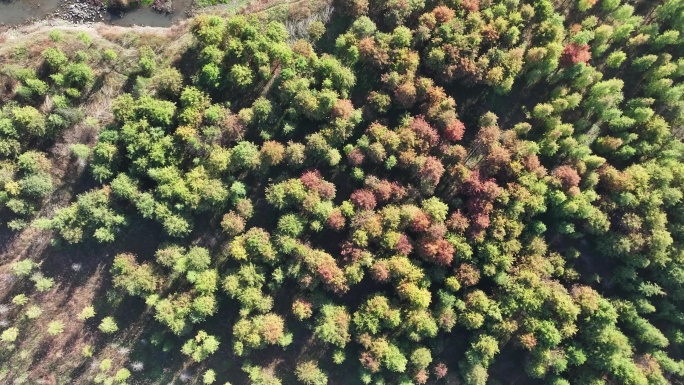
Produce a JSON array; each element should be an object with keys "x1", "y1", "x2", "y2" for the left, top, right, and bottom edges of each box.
[{"x1": 0, "y1": 0, "x2": 194, "y2": 27}]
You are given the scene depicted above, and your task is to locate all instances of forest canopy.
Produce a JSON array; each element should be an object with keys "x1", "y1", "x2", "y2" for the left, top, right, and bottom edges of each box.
[{"x1": 2, "y1": 0, "x2": 684, "y2": 384}]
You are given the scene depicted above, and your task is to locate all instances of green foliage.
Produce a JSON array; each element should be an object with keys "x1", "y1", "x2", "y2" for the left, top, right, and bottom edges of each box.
[
  {"x1": 203, "y1": 369, "x2": 217, "y2": 384},
  {"x1": 47, "y1": 320, "x2": 65, "y2": 336},
  {"x1": 1, "y1": 327, "x2": 19, "y2": 343},
  {"x1": 11, "y1": 259, "x2": 36, "y2": 277},
  {"x1": 35, "y1": 187, "x2": 127, "y2": 244},
  {"x1": 181, "y1": 330, "x2": 220, "y2": 362},
  {"x1": 79, "y1": 306, "x2": 96, "y2": 320},
  {"x1": 314, "y1": 304, "x2": 350, "y2": 348},
  {"x1": 3, "y1": 2, "x2": 684, "y2": 384},
  {"x1": 64, "y1": 63, "x2": 95, "y2": 90},
  {"x1": 295, "y1": 360, "x2": 328, "y2": 385},
  {"x1": 12, "y1": 106, "x2": 46, "y2": 136},
  {"x1": 98, "y1": 317, "x2": 119, "y2": 334}
]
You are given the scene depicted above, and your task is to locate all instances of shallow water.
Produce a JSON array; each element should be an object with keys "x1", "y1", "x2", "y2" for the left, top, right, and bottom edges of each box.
[
  {"x1": 0, "y1": 0, "x2": 193, "y2": 27},
  {"x1": 109, "y1": 0, "x2": 194, "y2": 27},
  {"x1": 0, "y1": 0, "x2": 62, "y2": 25}
]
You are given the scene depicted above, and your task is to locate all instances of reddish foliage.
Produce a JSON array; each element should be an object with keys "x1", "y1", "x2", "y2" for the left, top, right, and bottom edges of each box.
[
  {"x1": 433, "y1": 6, "x2": 455, "y2": 23},
  {"x1": 300, "y1": 274, "x2": 313, "y2": 288},
  {"x1": 482, "y1": 146, "x2": 512, "y2": 175},
  {"x1": 395, "y1": 81, "x2": 417, "y2": 108},
  {"x1": 411, "y1": 210, "x2": 432, "y2": 233},
  {"x1": 434, "y1": 363, "x2": 448, "y2": 379},
  {"x1": 598, "y1": 164, "x2": 631, "y2": 192},
  {"x1": 456, "y1": 263, "x2": 481, "y2": 286},
  {"x1": 300, "y1": 170, "x2": 336, "y2": 199},
  {"x1": 570, "y1": 23, "x2": 582, "y2": 35},
  {"x1": 358, "y1": 37, "x2": 376, "y2": 57},
  {"x1": 474, "y1": 125, "x2": 501, "y2": 151},
  {"x1": 317, "y1": 261, "x2": 336, "y2": 282},
  {"x1": 326, "y1": 210, "x2": 346, "y2": 231},
  {"x1": 439, "y1": 309, "x2": 456, "y2": 329},
  {"x1": 261, "y1": 140, "x2": 285, "y2": 166},
  {"x1": 461, "y1": 0, "x2": 479, "y2": 12},
  {"x1": 560, "y1": 43, "x2": 591, "y2": 67},
  {"x1": 359, "y1": 37, "x2": 388, "y2": 67},
  {"x1": 396, "y1": 234, "x2": 413, "y2": 255},
  {"x1": 418, "y1": 156, "x2": 445, "y2": 186},
  {"x1": 375, "y1": 181, "x2": 394, "y2": 202},
  {"x1": 443, "y1": 119, "x2": 465, "y2": 141},
  {"x1": 367, "y1": 178, "x2": 394, "y2": 202},
  {"x1": 351, "y1": 189, "x2": 377, "y2": 210},
  {"x1": 519, "y1": 333, "x2": 537, "y2": 350},
  {"x1": 598, "y1": 136, "x2": 623, "y2": 151},
  {"x1": 262, "y1": 315, "x2": 285, "y2": 344},
  {"x1": 422, "y1": 83, "x2": 448, "y2": 106},
  {"x1": 568, "y1": 186, "x2": 581, "y2": 197},
  {"x1": 458, "y1": 56, "x2": 484, "y2": 83},
  {"x1": 446, "y1": 210, "x2": 469, "y2": 233},
  {"x1": 340, "y1": 241, "x2": 366, "y2": 263},
  {"x1": 420, "y1": 12, "x2": 437, "y2": 29},
  {"x1": 360, "y1": 351, "x2": 381, "y2": 372},
  {"x1": 471, "y1": 212, "x2": 491, "y2": 232},
  {"x1": 371, "y1": 260, "x2": 391, "y2": 282},
  {"x1": 417, "y1": 237, "x2": 454, "y2": 266},
  {"x1": 300, "y1": 170, "x2": 322, "y2": 190},
  {"x1": 523, "y1": 154, "x2": 547, "y2": 177},
  {"x1": 292, "y1": 297, "x2": 313, "y2": 317},
  {"x1": 552, "y1": 165, "x2": 581, "y2": 190},
  {"x1": 220, "y1": 113, "x2": 246, "y2": 142},
  {"x1": 348, "y1": 148, "x2": 365, "y2": 166},
  {"x1": 411, "y1": 116, "x2": 440, "y2": 148},
  {"x1": 415, "y1": 369, "x2": 429, "y2": 385},
  {"x1": 316, "y1": 259, "x2": 347, "y2": 292},
  {"x1": 332, "y1": 99, "x2": 355, "y2": 120},
  {"x1": 293, "y1": 40, "x2": 314, "y2": 57},
  {"x1": 481, "y1": 25, "x2": 500, "y2": 42},
  {"x1": 317, "y1": 181, "x2": 336, "y2": 200},
  {"x1": 572, "y1": 285, "x2": 600, "y2": 312},
  {"x1": 428, "y1": 223, "x2": 448, "y2": 238},
  {"x1": 463, "y1": 171, "x2": 503, "y2": 200},
  {"x1": 391, "y1": 182, "x2": 408, "y2": 200}
]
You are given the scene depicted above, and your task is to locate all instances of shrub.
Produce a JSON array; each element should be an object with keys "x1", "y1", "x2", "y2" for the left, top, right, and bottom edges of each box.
[
  {"x1": 295, "y1": 361, "x2": 328, "y2": 385},
  {"x1": 19, "y1": 174, "x2": 53, "y2": 199},
  {"x1": 12, "y1": 294, "x2": 28, "y2": 306},
  {"x1": 221, "y1": 211, "x2": 246, "y2": 236},
  {"x1": 64, "y1": 63, "x2": 95, "y2": 90},
  {"x1": 103, "y1": 49, "x2": 118, "y2": 62},
  {"x1": 99, "y1": 317, "x2": 119, "y2": 333},
  {"x1": 47, "y1": 320, "x2": 65, "y2": 336},
  {"x1": 70, "y1": 144, "x2": 91, "y2": 160},
  {"x1": 33, "y1": 276, "x2": 55, "y2": 292},
  {"x1": 181, "y1": 330, "x2": 220, "y2": 362},
  {"x1": 79, "y1": 306, "x2": 96, "y2": 320},
  {"x1": 12, "y1": 106, "x2": 46, "y2": 137},
  {"x1": 203, "y1": 369, "x2": 217, "y2": 384},
  {"x1": 1, "y1": 327, "x2": 19, "y2": 343},
  {"x1": 154, "y1": 67, "x2": 184, "y2": 97},
  {"x1": 114, "y1": 368, "x2": 131, "y2": 382},
  {"x1": 25, "y1": 305, "x2": 42, "y2": 319},
  {"x1": 138, "y1": 46, "x2": 157, "y2": 77},
  {"x1": 11, "y1": 259, "x2": 36, "y2": 277}
]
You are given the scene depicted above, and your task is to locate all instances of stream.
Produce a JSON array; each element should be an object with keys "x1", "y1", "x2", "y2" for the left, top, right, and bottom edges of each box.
[{"x1": 0, "y1": 0, "x2": 194, "y2": 27}]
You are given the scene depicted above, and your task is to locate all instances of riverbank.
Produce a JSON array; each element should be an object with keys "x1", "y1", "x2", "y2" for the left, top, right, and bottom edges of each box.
[{"x1": 0, "y1": 0, "x2": 195, "y2": 29}]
